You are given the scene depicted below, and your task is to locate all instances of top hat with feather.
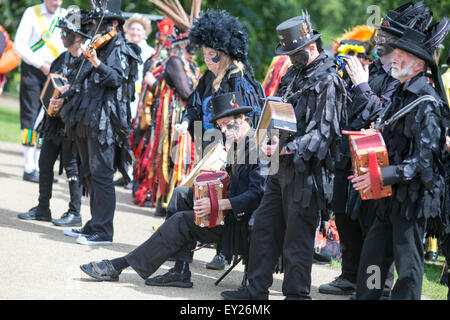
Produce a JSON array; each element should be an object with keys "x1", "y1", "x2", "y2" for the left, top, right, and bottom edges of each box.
[
  {"x1": 275, "y1": 11, "x2": 321, "y2": 56},
  {"x1": 209, "y1": 92, "x2": 252, "y2": 123}
]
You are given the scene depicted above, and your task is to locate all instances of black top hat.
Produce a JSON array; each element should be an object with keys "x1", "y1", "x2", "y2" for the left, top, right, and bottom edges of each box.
[
  {"x1": 57, "y1": 10, "x2": 92, "y2": 39},
  {"x1": 379, "y1": 1, "x2": 432, "y2": 38},
  {"x1": 209, "y1": 92, "x2": 253, "y2": 123},
  {"x1": 275, "y1": 12, "x2": 321, "y2": 56},
  {"x1": 90, "y1": 0, "x2": 124, "y2": 22},
  {"x1": 390, "y1": 28, "x2": 429, "y2": 62}
]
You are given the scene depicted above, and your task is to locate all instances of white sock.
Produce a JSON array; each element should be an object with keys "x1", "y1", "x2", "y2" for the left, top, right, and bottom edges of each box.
[
  {"x1": 34, "y1": 144, "x2": 41, "y2": 173},
  {"x1": 23, "y1": 145, "x2": 35, "y2": 174}
]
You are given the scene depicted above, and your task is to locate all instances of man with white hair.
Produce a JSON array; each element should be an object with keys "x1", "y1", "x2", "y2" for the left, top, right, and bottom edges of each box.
[{"x1": 350, "y1": 21, "x2": 450, "y2": 299}]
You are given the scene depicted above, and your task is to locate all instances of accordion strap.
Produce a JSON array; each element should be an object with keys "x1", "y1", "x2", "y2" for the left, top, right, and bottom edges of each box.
[
  {"x1": 208, "y1": 182, "x2": 219, "y2": 228},
  {"x1": 368, "y1": 149, "x2": 382, "y2": 199},
  {"x1": 375, "y1": 95, "x2": 437, "y2": 130}
]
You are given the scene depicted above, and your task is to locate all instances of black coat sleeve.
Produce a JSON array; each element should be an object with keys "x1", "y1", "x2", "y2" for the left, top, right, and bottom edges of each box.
[
  {"x1": 349, "y1": 77, "x2": 399, "y2": 130},
  {"x1": 227, "y1": 163, "x2": 265, "y2": 219}
]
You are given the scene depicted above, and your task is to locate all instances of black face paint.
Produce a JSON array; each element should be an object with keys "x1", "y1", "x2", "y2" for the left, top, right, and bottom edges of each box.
[
  {"x1": 290, "y1": 49, "x2": 309, "y2": 70},
  {"x1": 376, "y1": 43, "x2": 394, "y2": 57},
  {"x1": 375, "y1": 33, "x2": 397, "y2": 57},
  {"x1": 212, "y1": 52, "x2": 221, "y2": 63}
]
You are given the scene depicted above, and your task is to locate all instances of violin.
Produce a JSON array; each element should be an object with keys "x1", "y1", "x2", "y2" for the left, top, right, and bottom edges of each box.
[{"x1": 84, "y1": 28, "x2": 117, "y2": 59}]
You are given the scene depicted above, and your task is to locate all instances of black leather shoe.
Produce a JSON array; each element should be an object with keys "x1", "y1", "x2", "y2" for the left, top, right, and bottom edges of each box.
[
  {"x1": 23, "y1": 170, "x2": 39, "y2": 183},
  {"x1": 80, "y1": 260, "x2": 121, "y2": 281},
  {"x1": 18, "y1": 206, "x2": 51, "y2": 221},
  {"x1": 221, "y1": 286, "x2": 262, "y2": 300},
  {"x1": 145, "y1": 269, "x2": 193, "y2": 288},
  {"x1": 52, "y1": 211, "x2": 82, "y2": 227}
]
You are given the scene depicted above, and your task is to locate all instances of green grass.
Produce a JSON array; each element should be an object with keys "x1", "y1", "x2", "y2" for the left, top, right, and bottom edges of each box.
[
  {"x1": 0, "y1": 105, "x2": 21, "y2": 144},
  {"x1": 329, "y1": 255, "x2": 448, "y2": 300}
]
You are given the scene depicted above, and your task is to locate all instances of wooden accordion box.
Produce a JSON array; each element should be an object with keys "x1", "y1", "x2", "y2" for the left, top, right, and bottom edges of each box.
[
  {"x1": 40, "y1": 73, "x2": 68, "y2": 116},
  {"x1": 344, "y1": 130, "x2": 392, "y2": 200},
  {"x1": 193, "y1": 170, "x2": 229, "y2": 228},
  {"x1": 255, "y1": 96, "x2": 297, "y2": 146}
]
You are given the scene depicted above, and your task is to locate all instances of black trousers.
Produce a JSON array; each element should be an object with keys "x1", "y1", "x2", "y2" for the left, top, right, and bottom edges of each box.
[
  {"x1": 356, "y1": 210, "x2": 426, "y2": 300},
  {"x1": 332, "y1": 165, "x2": 394, "y2": 294},
  {"x1": 75, "y1": 137, "x2": 116, "y2": 240},
  {"x1": 19, "y1": 62, "x2": 46, "y2": 130},
  {"x1": 334, "y1": 210, "x2": 395, "y2": 294},
  {"x1": 38, "y1": 136, "x2": 82, "y2": 213},
  {"x1": 166, "y1": 186, "x2": 197, "y2": 261},
  {"x1": 246, "y1": 158, "x2": 320, "y2": 300},
  {"x1": 166, "y1": 186, "x2": 194, "y2": 219},
  {"x1": 125, "y1": 210, "x2": 223, "y2": 279}
]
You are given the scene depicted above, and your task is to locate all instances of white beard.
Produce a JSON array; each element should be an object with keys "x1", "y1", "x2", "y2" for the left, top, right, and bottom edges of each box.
[{"x1": 391, "y1": 59, "x2": 416, "y2": 80}]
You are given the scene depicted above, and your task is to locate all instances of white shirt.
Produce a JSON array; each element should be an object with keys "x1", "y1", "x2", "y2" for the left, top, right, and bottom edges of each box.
[
  {"x1": 14, "y1": 3, "x2": 66, "y2": 69},
  {"x1": 130, "y1": 40, "x2": 156, "y2": 119}
]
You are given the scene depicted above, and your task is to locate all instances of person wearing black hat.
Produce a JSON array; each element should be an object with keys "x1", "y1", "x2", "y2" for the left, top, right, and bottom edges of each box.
[
  {"x1": 174, "y1": 9, "x2": 265, "y2": 270},
  {"x1": 61, "y1": 0, "x2": 142, "y2": 245},
  {"x1": 320, "y1": 2, "x2": 433, "y2": 298},
  {"x1": 78, "y1": 92, "x2": 266, "y2": 289},
  {"x1": 222, "y1": 12, "x2": 348, "y2": 300},
  {"x1": 17, "y1": 10, "x2": 92, "y2": 227},
  {"x1": 177, "y1": 9, "x2": 264, "y2": 141},
  {"x1": 350, "y1": 17, "x2": 450, "y2": 299}
]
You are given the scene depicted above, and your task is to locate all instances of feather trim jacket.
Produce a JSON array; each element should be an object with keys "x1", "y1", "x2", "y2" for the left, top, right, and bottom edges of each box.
[{"x1": 376, "y1": 73, "x2": 450, "y2": 230}]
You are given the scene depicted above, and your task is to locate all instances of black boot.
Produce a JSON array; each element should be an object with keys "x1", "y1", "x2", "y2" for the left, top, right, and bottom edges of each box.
[
  {"x1": 53, "y1": 179, "x2": 82, "y2": 227},
  {"x1": 18, "y1": 206, "x2": 51, "y2": 221},
  {"x1": 52, "y1": 211, "x2": 82, "y2": 227}
]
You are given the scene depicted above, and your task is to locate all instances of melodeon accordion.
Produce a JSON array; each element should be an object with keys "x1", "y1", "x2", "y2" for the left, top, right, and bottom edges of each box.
[
  {"x1": 40, "y1": 73, "x2": 68, "y2": 116},
  {"x1": 255, "y1": 96, "x2": 297, "y2": 146},
  {"x1": 193, "y1": 170, "x2": 229, "y2": 228},
  {"x1": 343, "y1": 129, "x2": 392, "y2": 200}
]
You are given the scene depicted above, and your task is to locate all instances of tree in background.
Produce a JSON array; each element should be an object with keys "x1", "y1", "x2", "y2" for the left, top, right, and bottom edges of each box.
[{"x1": 0, "y1": 0, "x2": 448, "y2": 86}]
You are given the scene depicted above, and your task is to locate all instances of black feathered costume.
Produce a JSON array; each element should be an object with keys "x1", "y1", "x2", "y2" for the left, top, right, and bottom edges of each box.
[
  {"x1": 331, "y1": 2, "x2": 432, "y2": 291},
  {"x1": 355, "y1": 24, "x2": 450, "y2": 300},
  {"x1": 241, "y1": 14, "x2": 348, "y2": 300},
  {"x1": 30, "y1": 10, "x2": 93, "y2": 221},
  {"x1": 62, "y1": 4, "x2": 142, "y2": 241}
]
